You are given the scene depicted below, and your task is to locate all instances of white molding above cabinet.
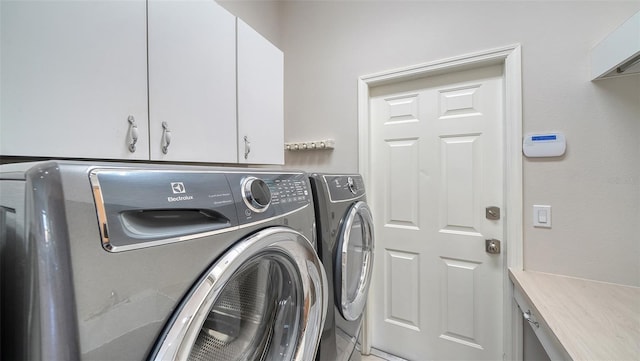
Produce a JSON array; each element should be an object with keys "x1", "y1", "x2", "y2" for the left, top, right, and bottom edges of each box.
[
  {"x1": 148, "y1": 0, "x2": 237, "y2": 162},
  {"x1": 237, "y1": 19, "x2": 285, "y2": 165},
  {"x1": 591, "y1": 11, "x2": 640, "y2": 80},
  {"x1": 0, "y1": 1, "x2": 149, "y2": 159}
]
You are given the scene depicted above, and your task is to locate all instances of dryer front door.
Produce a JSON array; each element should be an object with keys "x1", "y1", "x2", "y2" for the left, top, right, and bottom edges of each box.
[
  {"x1": 151, "y1": 227, "x2": 327, "y2": 361},
  {"x1": 335, "y1": 201, "x2": 375, "y2": 321}
]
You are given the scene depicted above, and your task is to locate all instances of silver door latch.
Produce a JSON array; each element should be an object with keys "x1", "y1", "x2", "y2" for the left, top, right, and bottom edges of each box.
[{"x1": 485, "y1": 239, "x2": 501, "y2": 254}]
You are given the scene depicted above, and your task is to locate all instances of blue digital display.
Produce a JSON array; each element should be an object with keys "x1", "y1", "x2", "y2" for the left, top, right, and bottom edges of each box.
[{"x1": 532, "y1": 135, "x2": 557, "y2": 142}]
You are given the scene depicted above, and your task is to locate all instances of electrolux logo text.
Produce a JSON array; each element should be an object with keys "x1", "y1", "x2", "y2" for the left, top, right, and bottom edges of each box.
[{"x1": 168, "y1": 182, "x2": 193, "y2": 202}]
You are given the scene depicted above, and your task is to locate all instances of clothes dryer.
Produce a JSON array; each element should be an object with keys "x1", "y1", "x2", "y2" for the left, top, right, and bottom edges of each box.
[
  {"x1": 0, "y1": 160, "x2": 327, "y2": 361},
  {"x1": 309, "y1": 174, "x2": 375, "y2": 361}
]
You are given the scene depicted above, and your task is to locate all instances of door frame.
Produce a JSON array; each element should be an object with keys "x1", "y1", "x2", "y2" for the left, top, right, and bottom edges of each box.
[{"x1": 357, "y1": 44, "x2": 523, "y2": 361}]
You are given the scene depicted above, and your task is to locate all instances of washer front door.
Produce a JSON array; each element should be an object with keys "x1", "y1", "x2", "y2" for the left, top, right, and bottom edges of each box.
[
  {"x1": 151, "y1": 227, "x2": 328, "y2": 361},
  {"x1": 335, "y1": 201, "x2": 375, "y2": 321}
]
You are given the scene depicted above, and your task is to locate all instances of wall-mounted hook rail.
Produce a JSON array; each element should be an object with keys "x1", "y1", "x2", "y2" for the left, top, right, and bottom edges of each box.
[{"x1": 285, "y1": 139, "x2": 335, "y2": 151}]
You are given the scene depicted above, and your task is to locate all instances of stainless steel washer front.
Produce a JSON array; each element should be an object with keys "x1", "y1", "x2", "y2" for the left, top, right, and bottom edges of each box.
[
  {"x1": 152, "y1": 227, "x2": 326, "y2": 361},
  {"x1": 0, "y1": 161, "x2": 327, "y2": 361}
]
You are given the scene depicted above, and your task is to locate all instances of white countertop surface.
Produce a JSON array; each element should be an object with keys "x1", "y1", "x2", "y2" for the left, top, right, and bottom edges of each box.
[{"x1": 509, "y1": 269, "x2": 640, "y2": 361}]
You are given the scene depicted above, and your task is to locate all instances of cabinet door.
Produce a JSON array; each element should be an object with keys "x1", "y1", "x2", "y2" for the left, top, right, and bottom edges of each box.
[
  {"x1": 148, "y1": 0, "x2": 237, "y2": 163},
  {"x1": 0, "y1": 1, "x2": 149, "y2": 160},
  {"x1": 237, "y1": 19, "x2": 284, "y2": 165}
]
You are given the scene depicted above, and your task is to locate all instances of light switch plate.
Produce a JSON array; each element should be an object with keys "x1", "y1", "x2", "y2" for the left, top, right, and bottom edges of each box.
[{"x1": 533, "y1": 205, "x2": 552, "y2": 228}]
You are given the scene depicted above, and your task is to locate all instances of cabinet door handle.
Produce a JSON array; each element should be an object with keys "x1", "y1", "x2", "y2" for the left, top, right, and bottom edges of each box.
[
  {"x1": 244, "y1": 136, "x2": 251, "y2": 160},
  {"x1": 127, "y1": 115, "x2": 139, "y2": 153},
  {"x1": 523, "y1": 310, "x2": 539, "y2": 328},
  {"x1": 161, "y1": 122, "x2": 172, "y2": 154}
]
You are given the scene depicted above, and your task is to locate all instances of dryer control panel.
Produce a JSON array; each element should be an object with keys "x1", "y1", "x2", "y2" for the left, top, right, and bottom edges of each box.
[{"x1": 324, "y1": 174, "x2": 366, "y2": 202}]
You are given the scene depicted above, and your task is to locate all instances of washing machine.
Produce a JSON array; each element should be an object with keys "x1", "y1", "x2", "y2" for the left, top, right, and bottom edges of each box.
[
  {"x1": 309, "y1": 174, "x2": 374, "y2": 361},
  {"x1": 0, "y1": 160, "x2": 328, "y2": 361}
]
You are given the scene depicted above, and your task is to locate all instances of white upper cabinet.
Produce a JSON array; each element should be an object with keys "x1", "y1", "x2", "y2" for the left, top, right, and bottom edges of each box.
[
  {"x1": 148, "y1": 0, "x2": 237, "y2": 162},
  {"x1": 1, "y1": 1, "x2": 283, "y2": 164},
  {"x1": 237, "y1": 19, "x2": 284, "y2": 165},
  {"x1": 591, "y1": 11, "x2": 640, "y2": 80},
  {"x1": 1, "y1": 1, "x2": 149, "y2": 159}
]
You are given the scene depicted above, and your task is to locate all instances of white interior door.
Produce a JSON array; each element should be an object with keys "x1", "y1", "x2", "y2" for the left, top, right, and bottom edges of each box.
[{"x1": 368, "y1": 64, "x2": 505, "y2": 360}]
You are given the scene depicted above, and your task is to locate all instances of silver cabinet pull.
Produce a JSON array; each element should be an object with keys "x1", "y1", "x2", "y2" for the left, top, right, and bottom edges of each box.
[
  {"x1": 161, "y1": 122, "x2": 172, "y2": 154},
  {"x1": 244, "y1": 136, "x2": 251, "y2": 160},
  {"x1": 523, "y1": 310, "x2": 539, "y2": 328},
  {"x1": 127, "y1": 115, "x2": 139, "y2": 153}
]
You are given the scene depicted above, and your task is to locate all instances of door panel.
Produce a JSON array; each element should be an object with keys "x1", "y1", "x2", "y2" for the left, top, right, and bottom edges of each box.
[
  {"x1": 385, "y1": 139, "x2": 420, "y2": 229},
  {"x1": 369, "y1": 64, "x2": 504, "y2": 360},
  {"x1": 440, "y1": 257, "x2": 480, "y2": 345},
  {"x1": 385, "y1": 250, "x2": 420, "y2": 330},
  {"x1": 440, "y1": 134, "x2": 482, "y2": 234}
]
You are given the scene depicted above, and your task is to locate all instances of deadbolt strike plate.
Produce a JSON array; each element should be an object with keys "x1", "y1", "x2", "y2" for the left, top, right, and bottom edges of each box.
[{"x1": 486, "y1": 206, "x2": 500, "y2": 220}]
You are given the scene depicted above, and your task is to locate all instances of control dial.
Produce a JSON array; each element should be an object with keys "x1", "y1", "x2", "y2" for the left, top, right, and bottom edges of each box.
[
  {"x1": 347, "y1": 176, "x2": 357, "y2": 194},
  {"x1": 241, "y1": 177, "x2": 271, "y2": 213}
]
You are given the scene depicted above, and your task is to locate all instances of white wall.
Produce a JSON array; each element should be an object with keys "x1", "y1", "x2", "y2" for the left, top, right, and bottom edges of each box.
[
  {"x1": 223, "y1": 1, "x2": 640, "y2": 286},
  {"x1": 218, "y1": 0, "x2": 283, "y2": 49}
]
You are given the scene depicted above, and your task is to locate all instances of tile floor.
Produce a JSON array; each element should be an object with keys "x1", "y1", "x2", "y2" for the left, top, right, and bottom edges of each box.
[
  {"x1": 335, "y1": 329, "x2": 407, "y2": 361},
  {"x1": 362, "y1": 355, "x2": 385, "y2": 361},
  {"x1": 362, "y1": 348, "x2": 408, "y2": 361}
]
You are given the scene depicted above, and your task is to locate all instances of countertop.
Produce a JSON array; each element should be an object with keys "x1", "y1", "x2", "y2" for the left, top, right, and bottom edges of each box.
[{"x1": 509, "y1": 269, "x2": 640, "y2": 361}]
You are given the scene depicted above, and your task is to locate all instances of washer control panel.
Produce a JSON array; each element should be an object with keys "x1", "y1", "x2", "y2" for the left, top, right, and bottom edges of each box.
[
  {"x1": 90, "y1": 168, "x2": 312, "y2": 251},
  {"x1": 227, "y1": 172, "x2": 311, "y2": 225},
  {"x1": 241, "y1": 177, "x2": 272, "y2": 213},
  {"x1": 269, "y1": 177, "x2": 310, "y2": 206}
]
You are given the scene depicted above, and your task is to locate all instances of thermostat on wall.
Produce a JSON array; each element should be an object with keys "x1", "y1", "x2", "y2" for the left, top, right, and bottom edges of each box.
[{"x1": 523, "y1": 132, "x2": 566, "y2": 157}]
